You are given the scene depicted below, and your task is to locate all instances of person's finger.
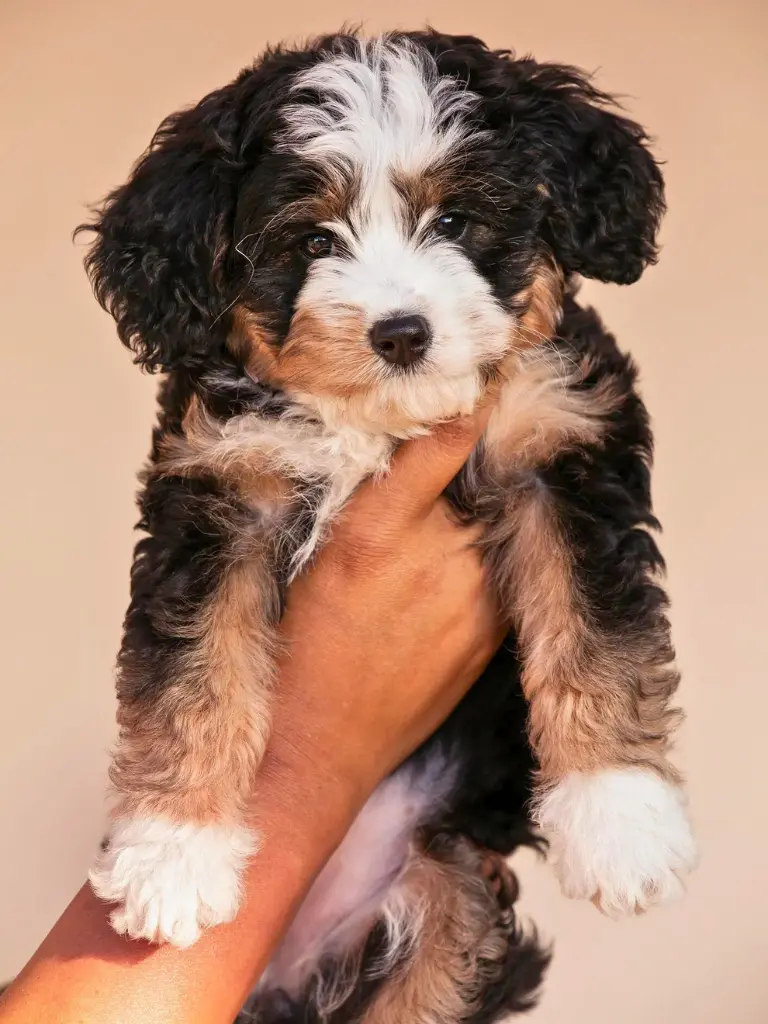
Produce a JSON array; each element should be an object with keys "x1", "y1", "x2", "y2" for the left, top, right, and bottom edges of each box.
[{"x1": 359, "y1": 403, "x2": 494, "y2": 521}]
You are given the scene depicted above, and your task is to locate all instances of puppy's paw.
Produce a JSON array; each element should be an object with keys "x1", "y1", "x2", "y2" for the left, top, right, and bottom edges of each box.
[
  {"x1": 90, "y1": 818, "x2": 257, "y2": 947},
  {"x1": 535, "y1": 769, "x2": 697, "y2": 916}
]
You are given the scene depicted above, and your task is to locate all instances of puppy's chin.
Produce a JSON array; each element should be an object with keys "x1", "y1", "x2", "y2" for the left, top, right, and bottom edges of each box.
[{"x1": 294, "y1": 369, "x2": 488, "y2": 438}]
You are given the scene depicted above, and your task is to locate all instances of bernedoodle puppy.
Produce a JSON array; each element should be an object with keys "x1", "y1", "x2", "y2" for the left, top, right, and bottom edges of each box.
[{"x1": 79, "y1": 30, "x2": 696, "y2": 1022}]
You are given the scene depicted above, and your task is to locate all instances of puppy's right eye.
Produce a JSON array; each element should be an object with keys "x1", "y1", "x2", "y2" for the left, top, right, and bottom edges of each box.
[
  {"x1": 434, "y1": 212, "x2": 468, "y2": 241},
  {"x1": 301, "y1": 231, "x2": 335, "y2": 259}
]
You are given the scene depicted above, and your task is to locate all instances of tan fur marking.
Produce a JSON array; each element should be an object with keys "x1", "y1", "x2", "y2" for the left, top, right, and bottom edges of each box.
[
  {"x1": 286, "y1": 172, "x2": 364, "y2": 226},
  {"x1": 230, "y1": 306, "x2": 283, "y2": 384},
  {"x1": 390, "y1": 165, "x2": 468, "y2": 227},
  {"x1": 491, "y1": 488, "x2": 681, "y2": 785},
  {"x1": 158, "y1": 395, "x2": 292, "y2": 509},
  {"x1": 280, "y1": 308, "x2": 374, "y2": 395},
  {"x1": 232, "y1": 184, "x2": 361, "y2": 263},
  {"x1": 363, "y1": 840, "x2": 521, "y2": 1024},
  {"x1": 514, "y1": 261, "x2": 565, "y2": 347},
  {"x1": 481, "y1": 320, "x2": 682, "y2": 788},
  {"x1": 484, "y1": 352, "x2": 621, "y2": 471},
  {"x1": 235, "y1": 304, "x2": 375, "y2": 399},
  {"x1": 111, "y1": 558, "x2": 278, "y2": 823},
  {"x1": 111, "y1": 382, "x2": 296, "y2": 826}
]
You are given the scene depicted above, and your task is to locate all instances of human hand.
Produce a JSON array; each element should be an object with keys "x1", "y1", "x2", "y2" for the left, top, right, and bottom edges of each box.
[{"x1": 263, "y1": 405, "x2": 504, "y2": 814}]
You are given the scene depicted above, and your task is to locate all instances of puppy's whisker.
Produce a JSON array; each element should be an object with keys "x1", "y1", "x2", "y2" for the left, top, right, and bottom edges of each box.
[
  {"x1": 210, "y1": 206, "x2": 303, "y2": 330},
  {"x1": 209, "y1": 237, "x2": 258, "y2": 329}
]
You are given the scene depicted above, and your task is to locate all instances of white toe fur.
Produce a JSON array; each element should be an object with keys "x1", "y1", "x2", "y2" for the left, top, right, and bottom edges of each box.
[
  {"x1": 90, "y1": 817, "x2": 257, "y2": 947},
  {"x1": 535, "y1": 768, "x2": 697, "y2": 916}
]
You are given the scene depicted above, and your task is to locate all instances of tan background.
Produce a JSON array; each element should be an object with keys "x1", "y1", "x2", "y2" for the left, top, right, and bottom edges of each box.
[{"x1": 1, "y1": 0, "x2": 766, "y2": 1019}]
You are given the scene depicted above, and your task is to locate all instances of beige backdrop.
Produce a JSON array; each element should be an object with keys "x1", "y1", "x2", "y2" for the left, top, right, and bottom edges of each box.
[{"x1": 2, "y1": 0, "x2": 767, "y2": 1020}]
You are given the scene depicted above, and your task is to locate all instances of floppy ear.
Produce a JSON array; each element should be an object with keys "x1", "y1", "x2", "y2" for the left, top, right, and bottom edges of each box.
[
  {"x1": 500, "y1": 59, "x2": 665, "y2": 285},
  {"x1": 414, "y1": 33, "x2": 665, "y2": 285},
  {"x1": 78, "y1": 82, "x2": 248, "y2": 373},
  {"x1": 77, "y1": 49, "x2": 311, "y2": 372}
]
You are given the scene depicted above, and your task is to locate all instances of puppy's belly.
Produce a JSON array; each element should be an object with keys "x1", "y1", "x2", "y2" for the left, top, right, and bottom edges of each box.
[{"x1": 257, "y1": 750, "x2": 454, "y2": 998}]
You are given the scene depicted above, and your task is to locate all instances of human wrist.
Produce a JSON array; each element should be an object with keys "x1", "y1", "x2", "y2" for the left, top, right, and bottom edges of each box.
[{"x1": 247, "y1": 730, "x2": 371, "y2": 869}]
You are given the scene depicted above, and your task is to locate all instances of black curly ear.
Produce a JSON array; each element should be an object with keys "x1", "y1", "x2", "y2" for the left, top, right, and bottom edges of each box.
[
  {"x1": 77, "y1": 82, "x2": 249, "y2": 372},
  {"x1": 507, "y1": 60, "x2": 665, "y2": 284},
  {"x1": 412, "y1": 34, "x2": 665, "y2": 285},
  {"x1": 77, "y1": 48, "x2": 312, "y2": 372}
]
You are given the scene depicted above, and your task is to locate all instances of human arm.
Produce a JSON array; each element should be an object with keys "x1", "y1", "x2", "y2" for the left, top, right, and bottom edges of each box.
[{"x1": 0, "y1": 408, "x2": 502, "y2": 1024}]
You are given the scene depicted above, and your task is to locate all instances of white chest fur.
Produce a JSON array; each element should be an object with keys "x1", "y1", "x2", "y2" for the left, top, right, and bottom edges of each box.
[
  {"x1": 177, "y1": 352, "x2": 601, "y2": 580},
  {"x1": 278, "y1": 418, "x2": 395, "y2": 575}
]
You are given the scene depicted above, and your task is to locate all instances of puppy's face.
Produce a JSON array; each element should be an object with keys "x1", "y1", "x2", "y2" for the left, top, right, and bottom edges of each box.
[
  {"x1": 231, "y1": 41, "x2": 552, "y2": 430},
  {"x1": 82, "y1": 32, "x2": 664, "y2": 433}
]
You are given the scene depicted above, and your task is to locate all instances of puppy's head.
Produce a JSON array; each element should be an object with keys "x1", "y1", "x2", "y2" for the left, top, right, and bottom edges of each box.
[{"x1": 81, "y1": 31, "x2": 663, "y2": 433}]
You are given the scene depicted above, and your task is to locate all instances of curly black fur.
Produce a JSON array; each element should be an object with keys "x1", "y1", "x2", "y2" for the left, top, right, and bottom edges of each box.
[
  {"x1": 78, "y1": 29, "x2": 663, "y2": 375},
  {"x1": 75, "y1": 28, "x2": 680, "y2": 1024}
]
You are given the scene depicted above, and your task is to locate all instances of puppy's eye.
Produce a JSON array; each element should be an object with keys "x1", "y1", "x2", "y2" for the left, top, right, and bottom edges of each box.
[
  {"x1": 301, "y1": 231, "x2": 335, "y2": 259},
  {"x1": 434, "y1": 212, "x2": 468, "y2": 241}
]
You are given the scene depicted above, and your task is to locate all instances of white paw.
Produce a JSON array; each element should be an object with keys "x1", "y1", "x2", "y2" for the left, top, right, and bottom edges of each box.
[
  {"x1": 90, "y1": 817, "x2": 257, "y2": 947},
  {"x1": 535, "y1": 769, "x2": 697, "y2": 917}
]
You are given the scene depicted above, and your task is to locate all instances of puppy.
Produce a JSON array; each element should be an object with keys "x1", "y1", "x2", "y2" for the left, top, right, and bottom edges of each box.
[{"x1": 80, "y1": 30, "x2": 696, "y2": 1021}]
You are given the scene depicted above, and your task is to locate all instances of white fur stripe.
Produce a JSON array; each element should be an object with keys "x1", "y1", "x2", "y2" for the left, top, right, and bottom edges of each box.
[{"x1": 281, "y1": 38, "x2": 482, "y2": 175}]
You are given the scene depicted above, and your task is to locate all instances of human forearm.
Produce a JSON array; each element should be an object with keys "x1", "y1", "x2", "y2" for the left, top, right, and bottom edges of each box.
[
  {"x1": 1, "y1": 412, "x2": 498, "y2": 1024},
  {"x1": 0, "y1": 745, "x2": 361, "y2": 1024}
]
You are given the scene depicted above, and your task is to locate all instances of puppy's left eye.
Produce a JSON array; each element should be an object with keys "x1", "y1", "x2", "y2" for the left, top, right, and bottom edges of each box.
[
  {"x1": 434, "y1": 212, "x2": 468, "y2": 241},
  {"x1": 301, "y1": 231, "x2": 335, "y2": 259}
]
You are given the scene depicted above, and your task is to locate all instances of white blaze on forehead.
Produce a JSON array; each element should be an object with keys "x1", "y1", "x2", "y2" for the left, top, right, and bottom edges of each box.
[
  {"x1": 280, "y1": 37, "x2": 481, "y2": 178},
  {"x1": 275, "y1": 37, "x2": 514, "y2": 432}
]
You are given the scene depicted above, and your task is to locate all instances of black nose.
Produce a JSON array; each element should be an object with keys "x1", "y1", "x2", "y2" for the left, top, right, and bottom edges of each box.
[{"x1": 369, "y1": 315, "x2": 432, "y2": 367}]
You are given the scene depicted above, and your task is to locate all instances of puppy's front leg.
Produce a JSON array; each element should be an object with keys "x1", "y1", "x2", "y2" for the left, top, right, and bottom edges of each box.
[
  {"x1": 505, "y1": 475, "x2": 696, "y2": 917},
  {"x1": 480, "y1": 354, "x2": 697, "y2": 915},
  {"x1": 90, "y1": 474, "x2": 279, "y2": 947},
  {"x1": 496, "y1": 473, "x2": 697, "y2": 914}
]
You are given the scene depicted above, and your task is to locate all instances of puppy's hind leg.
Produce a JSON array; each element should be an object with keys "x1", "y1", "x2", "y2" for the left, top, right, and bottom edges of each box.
[{"x1": 360, "y1": 834, "x2": 548, "y2": 1024}]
